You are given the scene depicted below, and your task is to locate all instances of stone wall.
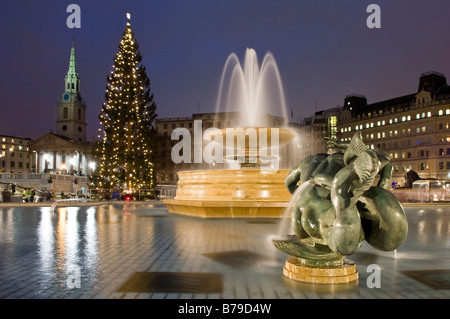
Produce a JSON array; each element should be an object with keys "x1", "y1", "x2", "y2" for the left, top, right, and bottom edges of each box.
[{"x1": 0, "y1": 173, "x2": 90, "y2": 199}]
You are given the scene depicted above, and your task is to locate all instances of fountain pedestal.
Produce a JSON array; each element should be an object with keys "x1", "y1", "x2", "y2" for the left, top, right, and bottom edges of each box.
[
  {"x1": 164, "y1": 168, "x2": 292, "y2": 218},
  {"x1": 283, "y1": 257, "x2": 358, "y2": 284}
]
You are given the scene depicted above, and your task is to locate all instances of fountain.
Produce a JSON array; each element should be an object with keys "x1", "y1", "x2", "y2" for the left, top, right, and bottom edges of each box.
[{"x1": 164, "y1": 48, "x2": 298, "y2": 218}]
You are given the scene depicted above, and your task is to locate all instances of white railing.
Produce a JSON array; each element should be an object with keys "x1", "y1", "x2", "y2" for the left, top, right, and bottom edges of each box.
[{"x1": 0, "y1": 173, "x2": 89, "y2": 183}]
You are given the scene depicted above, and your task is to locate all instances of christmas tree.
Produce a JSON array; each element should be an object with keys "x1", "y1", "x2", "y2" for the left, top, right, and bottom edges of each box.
[{"x1": 96, "y1": 13, "x2": 157, "y2": 193}]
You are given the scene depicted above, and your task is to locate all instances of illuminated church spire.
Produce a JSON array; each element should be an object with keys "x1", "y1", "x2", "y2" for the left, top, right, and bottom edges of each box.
[
  {"x1": 56, "y1": 40, "x2": 87, "y2": 142},
  {"x1": 65, "y1": 39, "x2": 80, "y2": 94}
]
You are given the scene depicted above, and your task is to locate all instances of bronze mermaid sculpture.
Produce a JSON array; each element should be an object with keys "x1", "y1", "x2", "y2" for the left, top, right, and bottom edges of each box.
[{"x1": 273, "y1": 132, "x2": 408, "y2": 266}]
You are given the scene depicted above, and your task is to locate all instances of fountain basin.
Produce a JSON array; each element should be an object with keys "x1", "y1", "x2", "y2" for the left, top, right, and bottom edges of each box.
[{"x1": 164, "y1": 169, "x2": 291, "y2": 218}]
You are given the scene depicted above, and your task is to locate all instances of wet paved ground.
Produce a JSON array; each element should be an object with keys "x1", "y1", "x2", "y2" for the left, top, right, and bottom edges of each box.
[{"x1": 0, "y1": 201, "x2": 449, "y2": 299}]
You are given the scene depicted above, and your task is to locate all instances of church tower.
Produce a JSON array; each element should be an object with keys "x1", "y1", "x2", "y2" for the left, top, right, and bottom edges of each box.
[{"x1": 55, "y1": 41, "x2": 88, "y2": 142}]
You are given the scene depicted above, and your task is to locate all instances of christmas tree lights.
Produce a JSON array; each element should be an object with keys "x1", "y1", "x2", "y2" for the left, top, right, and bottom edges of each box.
[{"x1": 95, "y1": 13, "x2": 157, "y2": 193}]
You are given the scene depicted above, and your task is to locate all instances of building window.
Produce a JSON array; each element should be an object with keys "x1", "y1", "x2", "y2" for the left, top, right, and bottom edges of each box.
[
  {"x1": 439, "y1": 162, "x2": 444, "y2": 170},
  {"x1": 447, "y1": 162, "x2": 450, "y2": 170},
  {"x1": 420, "y1": 163, "x2": 425, "y2": 171},
  {"x1": 440, "y1": 148, "x2": 444, "y2": 156},
  {"x1": 439, "y1": 110, "x2": 444, "y2": 116},
  {"x1": 163, "y1": 124, "x2": 167, "y2": 129}
]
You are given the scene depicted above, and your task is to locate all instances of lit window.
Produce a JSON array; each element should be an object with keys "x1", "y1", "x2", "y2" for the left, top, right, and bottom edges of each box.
[
  {"x1": 416, "y1": 114, "x2": 420, "y2": 119},
  {"x1": 394, "y1": 118, "x2": 398, "y2": 123},
  {"x1": 377, "y1": 121, "x2": 381, "y2": 126},
  {"x1": 422, "y1": 113, "x2": 426, "y2": 118},
  {"x1": 407, "y1": 116, "x2": 411, "y2": 121},
  {"x1": 370, "y1": 122, "x2": 374, "y2": 128},
  {"x1": 422, "y1": 126, "x2": 426, "y2": 133},
  {"x1": 382, "y1": 120, "x2": 385, "y2": 125},
  {"x1": 366, "y1": 123, "x2": 369, "y2": 129},
  {"x1": 446, "y1": 109, "x2": 449, "y2": 115},
  {"x1": 439, "y1": 110, "x2": 443, "y2": 116},
  {"x1": 389, "y1": 119, "x2": 393, "y2": 124},
  {"x1": 427, "y1": 112, "x2": 431, "y2": 117},
  {"x1": 402, "y1": 116, "x2": 406, "y2": 122},
  {"x1": 355, "y1": 125, "x2": 358, "y2": 131},
  {"x1": 359, "y1": 125, "x2": 363, "y2": 130}
]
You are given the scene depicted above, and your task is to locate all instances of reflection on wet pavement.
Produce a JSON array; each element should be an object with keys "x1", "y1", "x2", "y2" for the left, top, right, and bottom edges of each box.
[{"x1": 0, "y1": 203, "x2": 448, "y2": 299}]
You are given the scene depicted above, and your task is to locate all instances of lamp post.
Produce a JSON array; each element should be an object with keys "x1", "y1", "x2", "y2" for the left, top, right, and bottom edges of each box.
[{"x1": 32, "y1": 151, "x2": 38, "y2": 173}]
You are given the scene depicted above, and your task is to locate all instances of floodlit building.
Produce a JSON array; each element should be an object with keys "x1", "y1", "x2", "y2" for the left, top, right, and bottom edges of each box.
[
  {"x1": 337, "y1": 71, "x2": 450, "y2": 185},
  {"x1": 29, "y1": 42, "x2": 96, "y2": 177},
  {"x1": 0, "y1": 135, "x2": 33, "y2": 173}
]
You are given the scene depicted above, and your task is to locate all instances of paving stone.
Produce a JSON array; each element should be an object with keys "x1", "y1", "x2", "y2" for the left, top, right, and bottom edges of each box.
[{"x1": 0, "y1": 203, "x2": 448, "y2": 299}]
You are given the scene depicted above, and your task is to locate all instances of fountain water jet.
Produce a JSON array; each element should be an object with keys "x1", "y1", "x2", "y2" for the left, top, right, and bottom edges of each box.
[{"x1": 164, "y1": 48, "x2": 297, "y2": 218}]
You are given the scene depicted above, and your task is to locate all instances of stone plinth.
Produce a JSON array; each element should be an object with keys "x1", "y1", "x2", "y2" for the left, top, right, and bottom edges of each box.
[
  {"x1": 283, "y1": 257, "x2": 358, "y2": 284},
  {"x1": 164, "y1": 169, "x2": 292, "y2": 218}
]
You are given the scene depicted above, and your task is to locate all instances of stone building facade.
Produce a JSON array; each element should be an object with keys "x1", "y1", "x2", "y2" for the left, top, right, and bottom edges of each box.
[{"x1": 337, "y1": 71, "x2": 450, "y2": 185}]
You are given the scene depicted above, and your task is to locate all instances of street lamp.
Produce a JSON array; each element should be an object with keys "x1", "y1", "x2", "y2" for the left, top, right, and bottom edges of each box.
[{"x1": 32, "y1": 151, "x2": 37, "y2": 173}]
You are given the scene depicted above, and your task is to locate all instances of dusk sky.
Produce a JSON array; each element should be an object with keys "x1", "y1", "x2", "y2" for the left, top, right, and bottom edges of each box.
[{"x1": 2, "y1": 0, "x2": 450, "y2": 140}]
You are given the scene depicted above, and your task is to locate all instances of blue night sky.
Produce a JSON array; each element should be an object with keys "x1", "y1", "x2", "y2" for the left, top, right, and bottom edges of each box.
[{"x1": 1, "y1": 0, "x2": 450, "y2": 140}]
